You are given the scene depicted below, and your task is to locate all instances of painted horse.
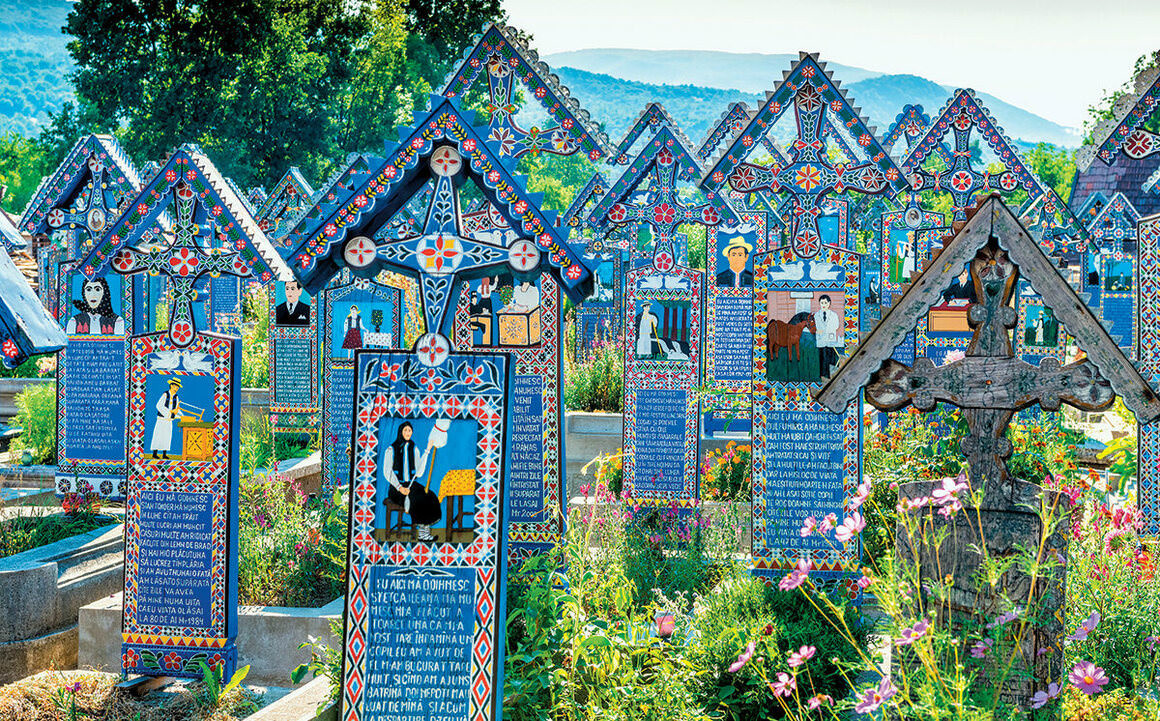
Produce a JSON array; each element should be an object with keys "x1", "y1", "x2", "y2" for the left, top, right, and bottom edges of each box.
[{"x1": 767, "y1": 311, "x2": 816, "y2": 362}]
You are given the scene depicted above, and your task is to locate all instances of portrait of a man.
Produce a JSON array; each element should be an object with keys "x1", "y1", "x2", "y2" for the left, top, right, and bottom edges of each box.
[
  {"x1": 276, "y1": 279, "x2": 311, "y2": 326},
  {"x1": 715, "y1": 236, "x2": 754, "y2": 288}
]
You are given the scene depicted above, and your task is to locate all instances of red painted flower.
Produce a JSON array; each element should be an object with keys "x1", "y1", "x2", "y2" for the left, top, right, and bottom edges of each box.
[
  {"x1": 122, "y1": 649, "x2": 140, "y2": 669},
  {"x1": 2, "y1": 339, "x2": 18, "y2": 359},
  {"x1": 464, "y1": 365, "x2": 484, "y2": 385},
  {"x1": 653, "y1": 202, "x2": 676, "y2": 226},
  {"x1": 163, "y1": 652, "x2": 184, "y2": 671},
  {"x1": 608, "y1": 204, "x2": 628, "y2": 224},
  {"x1": 165, "y1": 169, "x2": 178, "y2": 182},
  {"x1": 419, "y1": 369, "x2": 442, "y2": 392}
]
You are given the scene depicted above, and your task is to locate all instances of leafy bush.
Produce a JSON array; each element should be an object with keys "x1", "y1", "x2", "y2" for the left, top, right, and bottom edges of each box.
[
  {"x1": 237, "y1": 477, "x2": 345, "y2": 607},
  {"x1": 700, "y1": 441, "x2": 751, "y2": 501},
  {"x1": 0, "y1": 504, "x2": 116, "y2": 558},
  {"x1": 241, "y1": 286, "x2": 269, "y2": 388},
  {"x1": 564, "y1": 336, "x2": 623, "y2": 412},
  {"x1": 10, "y1": 381, "x2": 56, "y2": 465}
]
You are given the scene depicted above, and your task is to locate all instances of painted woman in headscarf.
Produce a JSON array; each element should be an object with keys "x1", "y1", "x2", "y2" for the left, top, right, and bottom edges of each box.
[
  {"x1": 381, "y1": 422, "x2": 443, "y2": 541},
  {"x1": 66, "y1": 276, "x2": 123, "y2": 335}
]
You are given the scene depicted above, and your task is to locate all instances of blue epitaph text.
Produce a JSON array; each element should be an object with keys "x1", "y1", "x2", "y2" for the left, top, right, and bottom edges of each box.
[
  {"x1": 507, "y1": 375, "x2": 544, "y2": 523},
  {"x1": 764, "y1": 410, "x2": 847, "y2": 550},
  {"x1": 632, "y1": 388, "x2": 687, "y2": 496},
  {"x1": 135, "y1": 490, "x2": 215, "y2": 629},
  {"x1": 362, "y1": 566, "x2": 476, "y2": 720}
]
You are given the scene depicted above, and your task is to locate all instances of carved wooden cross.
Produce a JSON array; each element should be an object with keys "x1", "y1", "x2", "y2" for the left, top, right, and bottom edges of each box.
[
  {"x1": 606, "y1": 146, "x2": 722, "y2": 271},
  {"x1": 109, "y1": 181, "x2": 254, "y2": 347},
  {"x1": 348, "y1": 144, "x2": 540, "y2": 366},
  {"x1": 725, "y1": 83, "x2": 889, "y2": 259},
  {"x1": 864, "y1": 237, "x2": 1115, "y2": 507},
  {"x1": 46, "y1": 152, "x2": 125, "y2": 258}
]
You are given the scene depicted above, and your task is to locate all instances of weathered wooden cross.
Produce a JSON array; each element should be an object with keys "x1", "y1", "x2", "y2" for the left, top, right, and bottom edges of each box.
[{"x1": 865, "y1": 238, "x2": 1115, "y2": 507}]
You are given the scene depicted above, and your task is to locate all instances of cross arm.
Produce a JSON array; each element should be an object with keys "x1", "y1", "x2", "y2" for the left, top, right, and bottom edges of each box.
[{"x1": 865, "y1": 356, "x2": 1115, "y2": 414}]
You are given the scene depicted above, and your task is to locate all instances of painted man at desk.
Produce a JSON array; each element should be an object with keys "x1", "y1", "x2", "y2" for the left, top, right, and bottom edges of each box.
[{"x1": 150, "y1": 378, "x2": 182, "y2": 459}]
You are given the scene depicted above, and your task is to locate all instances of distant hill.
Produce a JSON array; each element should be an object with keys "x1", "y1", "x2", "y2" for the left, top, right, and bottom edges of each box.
[
  {"x1": 547, "y1": 49, "x2": 1081, "y2": 149},
  {"x1": 0, "y1": 0, "x2": 74, "y2": 135}
]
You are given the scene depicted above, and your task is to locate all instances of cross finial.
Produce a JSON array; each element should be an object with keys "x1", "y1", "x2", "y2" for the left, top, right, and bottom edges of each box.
[{"x1": 109, "y1": 181, "x2": 254, "y2": 346}]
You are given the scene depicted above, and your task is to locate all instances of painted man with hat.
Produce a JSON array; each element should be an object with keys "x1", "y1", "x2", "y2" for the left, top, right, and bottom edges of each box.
[
  {"x1": 715, "y1": 235, "x2": 754, "y2": 288},
  {"x1": 150, "y1": 377, "x2": 183, "y2": 459}
]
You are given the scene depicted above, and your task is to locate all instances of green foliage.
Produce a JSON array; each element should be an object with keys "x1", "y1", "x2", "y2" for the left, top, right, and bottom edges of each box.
[
  {"x1": 699, "y1": 441, "x2": 751, "y2": 501},
  {"x1": 1024, "y1": 142, "x2": 1077, "y2": 202},
  {"x1": 520, "y1": 152, "x2": 598, "y2": 214},
  {"x1": 290, "y1": 618, "x2": 344, "y2": 707},
  {"x1": 0, "y1": 507, "x2": 116, "y2": 559},
  {"x1": 237, "y1": 478, "x2": 347, "y2": 607},
  {"x1": 563, "y1": 332, "x2": 623, "y2": 413},
  {"x1": 51, "y1": 0, "x2": 504, "y2": 190},
  {"x1": 241, "y1": 287, "x2": 269, "y2": 389},
  {"x1": 10, "y1": 381, "x2": 57, "y2": 465},
  {"x1": 192, "y1": 661, "x2": 253, "y2": 714},
  {"x1": 1062, "y1": 685, "x2": 1160, "y2": 720},
  {"x1": 0, "y1": 131, "x2": 54, "y2": 213}
]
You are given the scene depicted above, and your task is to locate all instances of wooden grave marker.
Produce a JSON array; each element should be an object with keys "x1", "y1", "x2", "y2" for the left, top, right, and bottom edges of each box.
[
  {"x1": 76, "y1": 144, "x2": 290, "y2": 679},
  {"x1": 817, "y1": 194, "x2": 1160, "y2": 707},
  {"x1": 279, "y1": 95, "x2": 594, "y2": 720}
]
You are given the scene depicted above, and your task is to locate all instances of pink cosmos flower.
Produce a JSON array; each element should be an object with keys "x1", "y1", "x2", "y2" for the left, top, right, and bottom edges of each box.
[
  {"x1": 1067, "y1": 611, "x2": 1100, "y2": 642},
  {"x1": 850, "y1": 481, "x2": 872, "y2": 510},
  {"x1": 728, "y1": 641, "x2": 756, "y2": 673},
  {"x1": 654, "y1": 612, "x2": 676, "y2": 639},
  {"x1": 835, "y1": 512, "x2": 866, "y2": 544},
  {"x1": 788, "y1": 645, "x2": 816, "y2": 668},
  {"x1": 800, "y1": 515, "x2": 817, "y2": 537},
  {"x1": 896, "y1": 619, "x2": 930, "y2": 646},
  {"x1": 1031, "y1": 682, "x2": 1061, "y2": 709},
  {"x1": 779, "y1": 560, "x2": 811, "y2": 591},
  {"x1": 931, "y1": 474, "x2": 968, "y2": 506},
  {"x1": 770, "y1": 672, "x2": 796, "y2": 697},
  {"x1": 986, "y1": 608, "x2": 1022, "y2": 629},
  {"x1": 818, "y1": 513, "x2": 838, "y2": 533},
  {"x1": 807, "y1": 694, "x2": 833, "y2": 710},
  {"x1": 854, "y1": 678, "x2": 897, "y2": 714},
  {"x1": 856, "y1": 574, "x2": 872, "y2": 589},
  {"x1": 1069, "y1": 660, "x2": 1108, "y2": 695},
  {"x1": 969, "y1": 638, "x2": 993, "y2": 659},
  {"x1": 944, "y1": 349, "x2": 966, "y2": 363}
]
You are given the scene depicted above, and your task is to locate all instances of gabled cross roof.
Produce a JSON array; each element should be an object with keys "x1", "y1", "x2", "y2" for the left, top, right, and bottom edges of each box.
[
  {"x1": 586, "y1": 123, "x2": 739, "y2": 266},
  {"x1": 612, "y1": 103, "x2": 699, "y2": 166},
  {"x1": 19, "y1": 134, "x2": 142, "y2": 255},
  {"x1": 257, "y1": 166, "x2": 314, "y2": 245},
  {"x1": 560, "y1": 171, "x2": 609, "y2": 231},
  {"x1": 881, "y1": 104, "x2": 953, "y2": 166},
  {"x1": 0, "y1": 244, "x2": 65, "y2": 368},
  {"x1": 0, "y1": 211, "x2": 26, "y2": 251},
  {"x1": 815, "y1": 194, "x2": 1160, "y2": 422},
  {"x1": 77, "y1": 144, "x2": 290, "y2": 284},
  {"x1": 280, "y1": 94, "x2": 593, "y2": 308},
  {"x1": 696, "y1": 102, "x2": 789, "y2": 166},
  {"x1": 440, "y1": 22, "x2": 611, "y2": 160},
  {"x1": 1078, "y1": 53, "x2": 1160, "y2": 171},
  {"x1": 1087, "y1": 191, "x2": 1141, "y2": 245},
  {"x1": 700, "y1": 52, "x2": 906, "y2": 259}
]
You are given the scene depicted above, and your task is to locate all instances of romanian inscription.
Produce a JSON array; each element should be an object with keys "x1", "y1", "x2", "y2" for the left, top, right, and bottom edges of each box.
[
  {"x1": 713, "y1": 295, "x2": 752, "y2": 382},
  {"x1": 362, "y1": 567, "x2": 476, "y2": 720},
  {"x1": 62, "y1": 338, "x2": 126, "y2": 462},
  {"x1": 135, "y1": 490, "x2": 214, "y2": 629},
  {"x1": 764, "y1": 412, "x2": 846, "y2": 550},
  {"x1": 274, "y1": 337, "x2": 314, "y2": 406},
  {"x1": 507, "y1": 375, "x2": 544, "y2": 523},
  {"x1": 632, "y1": 388, "x2": 687, "y2": 496}
]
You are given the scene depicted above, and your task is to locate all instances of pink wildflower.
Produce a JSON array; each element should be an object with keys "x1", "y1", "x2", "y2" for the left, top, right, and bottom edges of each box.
[
  {"x1": 931, "y1": 474, "x2": 968, "y2": 506},
  {"x1": 770, "y1": 671, "x2": 796, "y2": 697},
  {"x1": 854, "y1": 678, "x2": 897, "y2": 714},
  {"x1": 856, "y1": 574, "x2": 872, "y2": 590},
  {"x1": 818, "y1": 513, "x2": 838, "y2": 533},
  {"x1": 1067, "y1": 612, "x2": 1100, "y2": 642},
  {"x1": 1069, "y1": 660, "x2": 1108, "y2": 695},
  {"x1": 788, "y1": 645, "x2": 815, "y2": 668},
  {"x1": 986, "y1": 607, "x2": 1022, "y2": 629},
  {"x1": 896, "y1": 619, "x2": 930, "y2": 646},
  {"x1": 800, "y1": 515, "x2": 817, "y2": 537},
  {"x1": 835, "y1": 512, "x2": 866, "y2": 544},
  {"x1": 850, "y1": 480, "x2": 872, "y2": 510},
  {"x1": 1031, "y1": 682, "x2": 1061, "y2": 709},
  {"x1": 969, "y1": 638, "x2": 993, "y2": 659},
  {"x1": 728, "y1": 641, "x2": 756, "y2": 673},
  {"x1": 779, "y1": 560, "x2": 811, "y2": 591},
  {"x1": 807, "y1": 694, "x2": 833, "y2": 710}
]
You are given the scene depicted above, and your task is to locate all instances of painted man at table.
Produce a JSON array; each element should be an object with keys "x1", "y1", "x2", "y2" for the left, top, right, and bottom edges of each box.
[{"x1": 150, "y1": 378, "x2": 182, "y2": 459}]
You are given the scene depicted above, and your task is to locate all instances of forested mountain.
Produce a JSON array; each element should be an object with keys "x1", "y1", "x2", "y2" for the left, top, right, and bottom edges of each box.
[{"x1": 0, "y1": 0, "x2": 74, "y2": 135}]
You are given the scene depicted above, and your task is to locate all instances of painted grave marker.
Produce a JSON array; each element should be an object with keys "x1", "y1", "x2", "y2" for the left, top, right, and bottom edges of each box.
[
  {"x1": 320, "y1": 274, "x2": 403, "y2": 498},
  {"x1": 270, "y1": 276, "x2": 321, "y2": 437},
  {"x1": 1137, "y1": 213, "x2": 1160, "y2": 534},
  {"x1": 0, "y1": 243, "x2": 66, "y2": 369},
  {"x1": 76, "y1": 144, "x2": 289, "y2": 679},
  {"x1": 17, "y1": 134, "x2": 144, "y2": 499},
  {"x1": 278, "y1": 95, "x2": 593, "y2": 719}
]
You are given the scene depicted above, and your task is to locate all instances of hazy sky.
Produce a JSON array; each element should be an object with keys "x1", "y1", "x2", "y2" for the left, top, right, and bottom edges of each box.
[{"x1": 501, "y1": 0, "x2": 1159, "y2": 129}]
